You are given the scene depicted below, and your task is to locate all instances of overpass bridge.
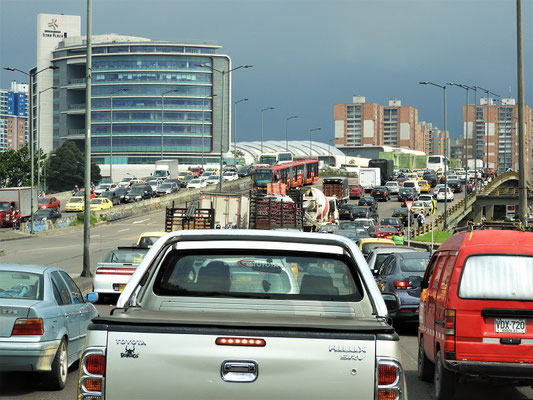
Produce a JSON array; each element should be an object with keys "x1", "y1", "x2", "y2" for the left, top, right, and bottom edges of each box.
[{"x1": 409, "y1": 172, "x2": 533, "y2": 238}]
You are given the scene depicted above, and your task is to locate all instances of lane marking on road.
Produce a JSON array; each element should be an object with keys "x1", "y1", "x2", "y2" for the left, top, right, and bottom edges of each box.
[
  {"x1": 133, "y1": 219, "x2": 149, "y2": 224},
  {"x1": 117, "y1": 228, "x2": 130, "y2": 232}
]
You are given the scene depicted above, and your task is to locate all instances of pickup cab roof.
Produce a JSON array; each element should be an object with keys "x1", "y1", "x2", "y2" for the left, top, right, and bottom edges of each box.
[{"x1": 116, "y1": 230, "x2": 387, "y2": 317}]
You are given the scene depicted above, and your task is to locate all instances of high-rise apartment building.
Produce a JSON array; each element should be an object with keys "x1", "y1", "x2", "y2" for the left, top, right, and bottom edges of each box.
[
  {"x1": 0, "y1": 82, "x2": 29, "y2": 151},
  {"x1": 334, "y1": 96, "x2": 422, "y2": 151},
  {"x1": 463, "y1": 98, "x2": 531, "y2": 173}
]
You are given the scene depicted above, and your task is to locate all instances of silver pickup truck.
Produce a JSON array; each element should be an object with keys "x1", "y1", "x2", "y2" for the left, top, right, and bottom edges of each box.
[{"x1": 78, "y1": 230, "x2": 406, "y2": 400}]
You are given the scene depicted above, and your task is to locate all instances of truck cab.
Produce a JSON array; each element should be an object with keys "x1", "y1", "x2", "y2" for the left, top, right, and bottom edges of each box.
[{"x1": 0, "y1": 200, "x2": 16, "y2": 227}]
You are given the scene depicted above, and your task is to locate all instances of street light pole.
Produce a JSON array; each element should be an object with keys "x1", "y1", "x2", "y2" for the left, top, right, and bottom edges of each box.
[
  {"x1": 517, "y1": 0, "x2": 527, "y2": 225},
  {"x1": 260, "y1": 107, "x2": 274, "y2": 154},
  {"x1": 419, "y1": 81, "x2": 448, "y2": 228},
  {"x1": 37, "y1": 86, "x2": 56, "y2": 193},
  {"x1": 233, "y1": 98, "x2": 248, "y2": 164},
  {"x1": 447, "y1": 82, "x2": 473, "y2": 210},
  {"x1": 3, "y1": 65, "x2": 57, "y2": 234},
  {"x1": 109, "y1": 88, "x2": 127, "y2": 183},
  {"x1": 196, "y1": 64, "x2": 252, "y2": 193},
  {"x1": 285, "y1": 115, "x2": 298, "y2": 151},
  {"x1": 161, "y1": 89, "x2": 179, "y2": 161},
  {"x1": 309, "y1": 127, "x2": 321, "y2": 157},
  {"x1": 82, "y1": 0, "x2": 93, "y2": 277}
]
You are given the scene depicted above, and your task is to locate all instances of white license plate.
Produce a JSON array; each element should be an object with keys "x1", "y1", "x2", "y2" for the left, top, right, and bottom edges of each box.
[{"x1": 495, "y1": 318, "x2": 526, "y2": 334}]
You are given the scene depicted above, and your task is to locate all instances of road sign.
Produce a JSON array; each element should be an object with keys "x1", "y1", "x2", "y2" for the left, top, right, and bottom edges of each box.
[{"x1": 405, "y1": 200, "x2": 413, "y2": 212}]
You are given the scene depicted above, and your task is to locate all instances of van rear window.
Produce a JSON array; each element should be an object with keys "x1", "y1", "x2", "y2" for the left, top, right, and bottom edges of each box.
[{"x1": 458, "y1": 255, "x2": 533, "y2": 301}]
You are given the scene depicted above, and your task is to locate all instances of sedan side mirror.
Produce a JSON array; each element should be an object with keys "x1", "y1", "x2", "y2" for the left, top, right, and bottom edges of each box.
[{"x1": 86, "y1": 292, "x2": 99, "y2": 303}]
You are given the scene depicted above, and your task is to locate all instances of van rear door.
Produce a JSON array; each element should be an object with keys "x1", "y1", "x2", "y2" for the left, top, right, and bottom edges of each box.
[{"x1": 454, "y1": 254, "x2": 533, "y2": 363}]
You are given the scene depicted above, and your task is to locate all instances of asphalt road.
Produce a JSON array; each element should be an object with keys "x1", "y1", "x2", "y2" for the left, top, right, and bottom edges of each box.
[{"x1": 1, "y1": 186, "x2": 532, "y2": 399}]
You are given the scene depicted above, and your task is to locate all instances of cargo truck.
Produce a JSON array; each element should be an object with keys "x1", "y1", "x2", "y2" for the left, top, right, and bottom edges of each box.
[
  {"x1": 0, "y1": 187, "x2": 37, "y2": 227},
  {"x1": 322, "y1": 177, "x2": 349, "y2": 202},
  {"x1": 153, "y1": 160, "x2": 179, "y2": 180},
  {"x1": 368, "y1": 159, "x2": 394, "y2": 185},
  {"x1": 358, "y1": 168, "x2": 381, "y2": 192}
]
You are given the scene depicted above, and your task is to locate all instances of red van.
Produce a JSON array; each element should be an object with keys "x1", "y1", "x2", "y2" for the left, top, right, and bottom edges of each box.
[{"x1": 417, "y1": 229, "x2": 533, "y2": 400}]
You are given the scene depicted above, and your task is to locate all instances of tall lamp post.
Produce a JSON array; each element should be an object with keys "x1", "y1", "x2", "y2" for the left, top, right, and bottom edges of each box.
[
  {"x1": 260, "y1": 107, "x2": 274, "y2": 154},
  {"x1": 201, "y1": 94, "x2": 216, "y2": 169},
  {"x1": 419, "y1": 81, "x2": 449, "y2": 228},
  {"x1": 197, "y1": 63, "x2": 252, "y2": 193},
  {"x1": 233, "y1": 98, "x2": 248, "y2": 164},
  {"x1": 476, "y1": 86, "x2": 499, "y2": 175},
  {"x1": 109, "y1": 88, "x2": 128, "y2": 182},
  {"x1": 37, "y1": 86, "x2": 56, "y2": 193},
  {"x1": 309, "y1": 127, "x2": 321, "y2": 157},
  {"x1": 447, "y1": 82, "x2": 474, "y2": 210},
  {"x1": 161, "y1": 89, "x2": 180, "y2": 160},
  {"x1": 285, "y1": 115, "x2": 298, "y2": 151},
  {"x1": 3, "y1": 65, "x2": 58, "y2": 234}
]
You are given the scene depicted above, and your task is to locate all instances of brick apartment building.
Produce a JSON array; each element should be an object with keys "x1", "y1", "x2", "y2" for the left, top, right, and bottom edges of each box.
[
  {"x1": 463, "y1": 97, "x2": 531, "y2": 174},
  {"x1": 334, "y1": 96, "x2": 439, "y2": 154}
]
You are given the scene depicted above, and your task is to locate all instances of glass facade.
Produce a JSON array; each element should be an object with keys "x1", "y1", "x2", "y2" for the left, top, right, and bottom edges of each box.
[{"x1": 54, "y1": 43, "x2": 227, "y2": 164}]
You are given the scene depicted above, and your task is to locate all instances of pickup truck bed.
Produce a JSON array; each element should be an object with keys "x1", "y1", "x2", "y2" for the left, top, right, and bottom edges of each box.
[{"x1": 90, "y1": 310, "x2": 396, "y2": 400}]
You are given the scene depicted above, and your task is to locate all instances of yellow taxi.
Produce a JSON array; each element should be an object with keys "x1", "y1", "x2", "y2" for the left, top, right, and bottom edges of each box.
[
  {"x1": 65, "y1": 196, "x2": 85, "y2": 212},
  {"x1": 418, "y1": 180, "x2": 431, "y2": 193},
  {"x1": 406, "y1": 173, "x2": 418, "y2": 181},
  {"x1": 177, "y1": 171, "x2": 193, "y2": 181},
  {"x1": 416, "y1": 171, "x2": 425, "y2": 180},
  {"x1": 89, "y1": 197, "x2": 113, "y2": 211},
  {"x1": 135, "y1": 231, "x2": 166, "y2": 248},
  {"x1": 357, "y1": 238, "x2": 395, "y2": 257}
]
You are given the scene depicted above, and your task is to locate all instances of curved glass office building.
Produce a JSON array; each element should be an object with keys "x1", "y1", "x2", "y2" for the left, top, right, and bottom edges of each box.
[{"x1": 50, "y1": 34, "x2": 230, "y2": 170}]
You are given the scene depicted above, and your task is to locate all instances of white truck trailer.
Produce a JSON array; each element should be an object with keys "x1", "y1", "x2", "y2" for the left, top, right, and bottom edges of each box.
[
  {"x1": 153, "y1": 160, "x2": 180, "y2": 180},
  {"x1": 358, "y1": 167, "x2": 381, "y2": 191}
]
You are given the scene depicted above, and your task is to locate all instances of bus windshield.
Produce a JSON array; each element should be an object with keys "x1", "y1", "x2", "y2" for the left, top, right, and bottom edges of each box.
[
  {"x1": 254, "y1": 169, "x2": 273, "y2": 187},
  {"x1": 259, "y1": 155, "x2": 277, "y2": 165}
]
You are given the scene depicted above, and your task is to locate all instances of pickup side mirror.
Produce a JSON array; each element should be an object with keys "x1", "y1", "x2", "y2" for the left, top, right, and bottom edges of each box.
[{"x1": 86, "y1": 292, "x2": 99, "y2": 303}]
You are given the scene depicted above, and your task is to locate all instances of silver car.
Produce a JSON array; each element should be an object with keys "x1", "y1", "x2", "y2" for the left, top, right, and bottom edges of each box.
[{"x1": 0, "y1": 264, "x2": 98, "y2": 389}]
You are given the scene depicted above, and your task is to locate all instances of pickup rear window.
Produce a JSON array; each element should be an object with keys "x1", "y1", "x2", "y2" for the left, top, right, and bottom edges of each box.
[
  {"x1": 458, "y1": 255, "x2": 533, "y2": 301},
  {"x1": 153, "y1": 253, "x2": 363, "y2": 301}
]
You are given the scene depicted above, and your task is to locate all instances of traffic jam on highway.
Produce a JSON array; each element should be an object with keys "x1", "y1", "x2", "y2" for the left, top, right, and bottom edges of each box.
[{"x1": 0, "y1": 155, "x2": 532, "y2": 400}]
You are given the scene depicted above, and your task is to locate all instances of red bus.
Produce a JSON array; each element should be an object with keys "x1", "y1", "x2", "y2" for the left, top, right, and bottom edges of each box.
[{"x1": 253, "y1": 160, "x2": 319, "y2": 191}]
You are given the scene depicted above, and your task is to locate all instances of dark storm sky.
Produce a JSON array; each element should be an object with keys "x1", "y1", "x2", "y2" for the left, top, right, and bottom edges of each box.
[{"x1": 1, "y1": 0, "x2": 531, "y2": 142}]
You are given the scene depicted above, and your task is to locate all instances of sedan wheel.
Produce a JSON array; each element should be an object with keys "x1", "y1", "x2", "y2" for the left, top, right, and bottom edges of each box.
[{"x1": 48, "y1": 339, "x2": 68, "y2": 390}]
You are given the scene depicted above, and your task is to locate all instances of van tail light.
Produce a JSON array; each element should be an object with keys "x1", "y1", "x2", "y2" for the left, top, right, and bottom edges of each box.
[
  {"x1": 79, "y1": 347, "x2": 106, "y2": 400},
  {"x1": 11, "y1": 318, "x2": 44, "y2": 335},
  {"x1": 393, "y1": 280, "x2": 411, "y2": 290},
  {"x1": 376, "y1": 358, "x2": 405, "y2": 400},
  {"x1": 96, "y1": 267, "x2": 135, "y2": 275},
  {"x1": 444, "y1": 309, "x2": 456, "y2": 351}
]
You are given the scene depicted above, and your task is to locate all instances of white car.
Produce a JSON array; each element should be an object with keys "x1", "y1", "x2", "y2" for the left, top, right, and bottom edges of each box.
[
  {"x1": 403, "y1": 180, "x2": 420, "y2": 194},
  {"x1": 94, "y1": 183, "x2": 118, "y2": 195},
  {"x1": 206, "y1": 175, "x2": 220, "y2": 185},
  {"x1": 93, "y1": 247, "x2": 149, "y2": 298},
  {"x1": 222, "y1": 171, "x2": 238, "y2": 181},
  {"x1": 411, "y1": 200, "x2": 429, "y2": 216},
  {"x1": 385, "y1": 181, "x2": 400, "y2": 194},
  {"x1": 353, "y1": 218, "x2": 375, "y2": 229},
  {"x1": 419, "y1": 194, "x2": 434, "y2": 202},
  {"x1": 187, "y1": 179, "x2": 207, "y2": 189},
  {"x1": 437, "y1": 187, "x2": 454, "y2": 202},
  {"x1": 433, "y1": 184, "x2": 445, "y2": 196}
]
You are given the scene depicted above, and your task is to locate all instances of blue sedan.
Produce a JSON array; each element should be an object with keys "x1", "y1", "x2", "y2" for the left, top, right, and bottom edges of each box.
[
  {"x1": 374, "y1": 252, "x2": 430, "y2": 323},
  {"x1": 0, "y1": 264, "x2": 98, "y2": 390}
]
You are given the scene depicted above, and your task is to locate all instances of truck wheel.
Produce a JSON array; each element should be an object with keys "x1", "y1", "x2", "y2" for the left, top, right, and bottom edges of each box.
[
  {"x1": 47, "y1": 338, "x2": 68, "y2": 390},
  {"x1": 434, "y1": 350, "x2": 455, "y2": 400},
  {"x1": 417, "y1": 336, "x2": 434, "y2": 382}
]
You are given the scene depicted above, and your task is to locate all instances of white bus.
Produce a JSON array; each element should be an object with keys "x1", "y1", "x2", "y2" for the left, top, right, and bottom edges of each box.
[
  {"x1": 258, "y1": 152, "x2": 293, "y2": 166},
  {"x1": 426, "y1": 155, "x2": 449, "y2": 173}
]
